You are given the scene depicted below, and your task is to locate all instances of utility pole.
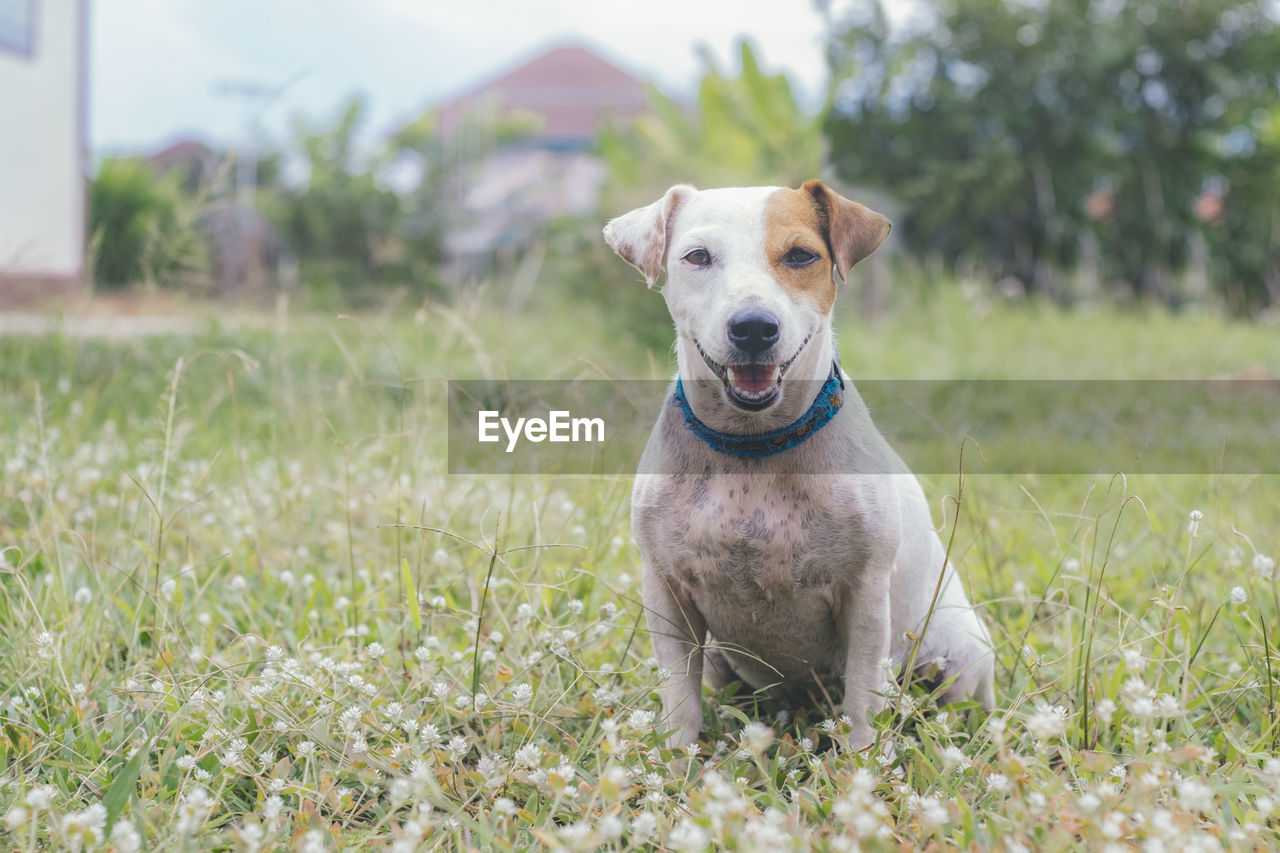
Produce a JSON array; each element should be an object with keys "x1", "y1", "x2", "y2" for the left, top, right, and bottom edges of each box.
[
  {"x1": 210, "y1": 73, "x2": 304, "y2": 294},
  {"x1": 212, "y1": 73, "x2": 303, "y2": 211}
]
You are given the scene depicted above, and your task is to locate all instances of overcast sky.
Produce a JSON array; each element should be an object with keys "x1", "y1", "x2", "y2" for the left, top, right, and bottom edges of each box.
[{"x1": 89, "y1": 0, "x2": 916, "y2": 155}]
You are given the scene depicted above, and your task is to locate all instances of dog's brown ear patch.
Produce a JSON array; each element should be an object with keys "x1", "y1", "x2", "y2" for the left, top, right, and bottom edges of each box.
[
  {"x1": 802, "y1": 180, "x2": 891, "y2": 279},
  {"x1": 603, "y1": 185, "x2": 696, "y2": 286}
]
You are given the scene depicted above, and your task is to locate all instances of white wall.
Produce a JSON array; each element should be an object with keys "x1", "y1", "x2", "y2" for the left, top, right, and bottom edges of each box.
[{"x1": 0, "y1": 0, "x2": 85, "y2": 277}]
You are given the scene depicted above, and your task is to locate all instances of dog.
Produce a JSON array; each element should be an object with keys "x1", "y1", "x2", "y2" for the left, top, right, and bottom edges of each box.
[{"x1": 603, "y1": 181, "x2": 995, "y2": 751}]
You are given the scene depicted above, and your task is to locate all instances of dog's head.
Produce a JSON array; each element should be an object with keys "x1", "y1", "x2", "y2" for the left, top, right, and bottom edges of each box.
[{"x1": 604, "y1": 181, "x2": 890, "y2": 413}]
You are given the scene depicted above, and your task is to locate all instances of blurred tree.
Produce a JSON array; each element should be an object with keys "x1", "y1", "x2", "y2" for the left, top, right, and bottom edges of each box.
[
  {"x1": 387, "y1": 101, "x2": 542, "y2": 280},
  {"x1": 598, "y1": 39, "x2": 824, "y2": 212},
  {"x1": 822, "y1": 0, "x2": 1280, "y2": 310},
  {"x1": 264, "y1": 95, "x2": 538, "y2": 301},
  {"x1": 267, "y1": 96, "x2": 410, "y2": 296},
  {"x1": 89, "y1": 158, "x2": 208, "y2": 290}
]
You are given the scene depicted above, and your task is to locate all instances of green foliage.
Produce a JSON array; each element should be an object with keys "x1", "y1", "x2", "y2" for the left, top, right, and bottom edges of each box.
[
  {"x1": 89, "y1": 158, "x2": 208, "y2": 289},
  {"x1": 264, "y1": 96, "x2": 542, "y2": 303},
  {"x1": 598, "y1": 39, "x2": 824, "y2": 212},
  {"x1": 824, "y1": 0, "x2": 1280, "y2": 310},
  {"x1": 267, "y1": 97, "x2": 417, "y2": 297}
]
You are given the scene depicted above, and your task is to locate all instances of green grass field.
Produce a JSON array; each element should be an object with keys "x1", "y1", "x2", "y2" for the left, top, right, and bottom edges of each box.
[{"x1": 1, "y1": 292, "x2": 1279, "y2": 851}]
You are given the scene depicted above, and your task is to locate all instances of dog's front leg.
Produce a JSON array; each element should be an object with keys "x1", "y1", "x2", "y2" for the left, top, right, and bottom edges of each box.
[
  {"x1": 840, "y1": 572, "x2": 893, "y2": 752},
  {"x1": 643, "y1": 570, "x2": 706, "y2": 748}
]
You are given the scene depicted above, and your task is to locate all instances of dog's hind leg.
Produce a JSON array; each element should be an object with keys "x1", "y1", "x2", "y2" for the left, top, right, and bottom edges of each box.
[
  {"x1": 934, "y1": 655, "x2": 996, "y2": 710},
  {"x1": 923, "y1": 625, "x2": 996, "y2": 711},
  {"x1": 703, "y1": 639, "x2": 742, "y2": 691}
]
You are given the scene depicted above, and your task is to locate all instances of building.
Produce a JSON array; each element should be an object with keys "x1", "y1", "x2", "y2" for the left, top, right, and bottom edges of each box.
[
  {"x1": 0, "y1": 0, "x2": 88, "y2": 301},
  {"x1": 438, "y1": 42, "x2": 648, "y2": 147},
  {"x1": 434, "y1": 42, "x2": 649, "y2": 281}
]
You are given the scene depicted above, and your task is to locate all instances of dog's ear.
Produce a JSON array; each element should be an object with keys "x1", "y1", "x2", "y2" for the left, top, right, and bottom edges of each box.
[
  {"x1": 603, "y1": 184, "x2": 696, "y2": 286},
  {"x1": 802, "y1": 180, "x2": 892, "y2": 280}
]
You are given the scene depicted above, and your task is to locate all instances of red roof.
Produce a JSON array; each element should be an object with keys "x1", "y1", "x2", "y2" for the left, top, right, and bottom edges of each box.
[{"x1": 438, "y1": 43, "x2": 648, "y2": 142}]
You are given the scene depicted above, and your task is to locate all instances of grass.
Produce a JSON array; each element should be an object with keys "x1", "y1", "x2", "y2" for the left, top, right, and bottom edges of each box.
[{"x1": 0, "y1": 289, "x2": 1279, "y2": 851}]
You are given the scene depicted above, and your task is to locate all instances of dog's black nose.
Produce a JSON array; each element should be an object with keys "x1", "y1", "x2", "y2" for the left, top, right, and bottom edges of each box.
[{"x1": 727, "y1": 309, "x2": 781, "y2": 355}]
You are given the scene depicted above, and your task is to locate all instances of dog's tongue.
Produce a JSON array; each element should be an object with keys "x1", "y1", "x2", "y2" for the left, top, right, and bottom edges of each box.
[{"x1": 728, "y1": 363, "x2": 779, "y2": 395}]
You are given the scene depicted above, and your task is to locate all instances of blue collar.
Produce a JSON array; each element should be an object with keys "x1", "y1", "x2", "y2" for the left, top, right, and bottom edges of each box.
[{"x1": 672, "y1": 361, "x2": 845, "y2": 460}]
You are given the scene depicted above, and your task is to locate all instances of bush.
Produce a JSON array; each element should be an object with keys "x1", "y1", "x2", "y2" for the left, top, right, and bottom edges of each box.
[{"x1": 89, "y1": 158, "x2": 207, "y2": 289}]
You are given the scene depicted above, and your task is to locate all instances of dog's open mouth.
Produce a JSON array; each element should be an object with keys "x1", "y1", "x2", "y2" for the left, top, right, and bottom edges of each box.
[{"x1": 694, "y1": 335, "x2": 811, "y2": 411}]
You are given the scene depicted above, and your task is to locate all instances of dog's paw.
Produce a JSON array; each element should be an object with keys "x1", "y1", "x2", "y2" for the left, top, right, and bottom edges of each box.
[{"x1": 847, "y1": 723, "x2": 876, "y2": 755}]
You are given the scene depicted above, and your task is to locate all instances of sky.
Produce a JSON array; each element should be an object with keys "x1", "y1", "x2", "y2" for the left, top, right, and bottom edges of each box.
[{"x1": 89, "y1": 0, "x2": 915, "y2": 156}]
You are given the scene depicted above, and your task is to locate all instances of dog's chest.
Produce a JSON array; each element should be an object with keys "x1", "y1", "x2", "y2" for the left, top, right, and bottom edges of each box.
[{"x1": 640, "y1": 474, "x2": 861, "y2": 603}]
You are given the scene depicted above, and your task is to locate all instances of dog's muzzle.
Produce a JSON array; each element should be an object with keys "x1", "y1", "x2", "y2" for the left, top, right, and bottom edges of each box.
[{"x1": 694, "y1": 334, "x2": 812, "y2": 411}]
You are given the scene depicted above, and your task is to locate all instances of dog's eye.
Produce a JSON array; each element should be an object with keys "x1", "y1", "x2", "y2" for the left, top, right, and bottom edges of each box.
[
  {"x1": 682, "y1": 249, "x2": 711, "y2": 267},
  {"x1": 784, "y1": 247, "x2": 819, "y2": 267}
]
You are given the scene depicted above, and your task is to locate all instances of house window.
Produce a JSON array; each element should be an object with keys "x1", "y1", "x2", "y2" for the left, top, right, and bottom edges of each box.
[{"x1": 0, "y1": 0, "x2": 35, "y2": 59}]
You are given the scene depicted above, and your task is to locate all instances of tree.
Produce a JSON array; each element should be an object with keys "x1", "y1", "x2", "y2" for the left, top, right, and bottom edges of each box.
[
  {"x1": 89, "y1": 158, "x2": 208, "y2": 289},
  {"x1": 267, "y1": 97, "x2": 409, "y2": 295},
  {"x1": 822, "y1": 0, "x2": 1280, "y2": 310},
  {"x1": 264, "y1": 95, "x2": 539, "y2": 299},
  {"x1": 598, "y1": 40, "x2": 824, "y2": 212}
]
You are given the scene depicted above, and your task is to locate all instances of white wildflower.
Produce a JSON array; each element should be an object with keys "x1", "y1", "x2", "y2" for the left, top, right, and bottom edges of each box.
[
  {"x1": 558, "y1": 822, "x2": 595, "y2": 850},
  {"x1": 60, "y1": 799, "x2": 107, "y2": 845},
  {"x1": 1254, "y1": 554, "x2": 1276, "y2": 577},
  {"x1": 986, "y1": 715, "x2": 1007, "y2": 740},
  {"x1": 1177, "y1": 778, "x2": 1214, "y2": 811},
  {"x1": 175, "y1": 786, "x2": 214, "y2": 836},
  {"x1": 597, "y1": 814, "x2": 624, "y2": 841},
  {"x1": 300, "y1": 829, "x2": 328, "y2": 853},
  {"x1": 1026, "y1": 702, "x2": 1068, "y2": 741},
  {"x1": 514, "y1": 743, "x2": 542, "y2": 767},
  {"x1": 940, "y1": 745, "x2": 970, "y2": 771},
  {"x1": 631, "y1": 812, "x2": 657, "y2": 841},
  {"x1": 110, "y1": 819, "x2": 142, "y2": 853},
  {"x1": 668, "y1": 817, "x2": 710, "y2": 852},
  {"x1": 24, "y1": 785, "x2": 56, "y2": 809},
  {"x1": 1122, "y1": 677, "x2": 1155, "y2": 716},
  {"x1": 234, "y1": 822, "x2": 264, "y2": 852},
  {"x1": 908, "y1": 792, "x2": 950, "y2": 829},
  {"x1": 627, "y1": 709, "x2": 655, "y2": 730},
  {"x1": 741, "y1": 722, "x2": 774, "y2": 754}
]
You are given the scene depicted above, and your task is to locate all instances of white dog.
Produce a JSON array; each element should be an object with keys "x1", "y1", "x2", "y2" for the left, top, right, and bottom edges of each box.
[{"x1": 604, "y1": 181, "x2": 995, "y2": 750}]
